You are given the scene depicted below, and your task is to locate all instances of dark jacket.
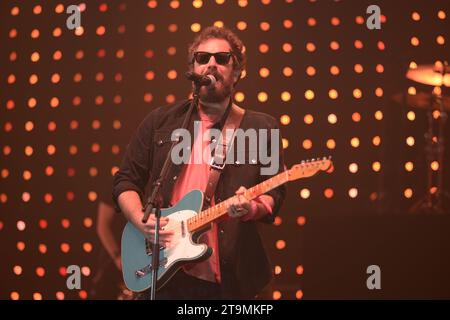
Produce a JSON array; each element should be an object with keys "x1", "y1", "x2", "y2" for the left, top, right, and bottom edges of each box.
[{"x1": 112, "y1": 99, "x2": 287, "y2": 298}]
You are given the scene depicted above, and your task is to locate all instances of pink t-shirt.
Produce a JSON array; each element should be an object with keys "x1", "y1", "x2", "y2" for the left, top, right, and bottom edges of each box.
[
  {"x1": 170, "y1": 108, "x2": 222, "y2": 283},
  {"x1": 169, "y1": 107, "x2": 274, "y2": 284}
]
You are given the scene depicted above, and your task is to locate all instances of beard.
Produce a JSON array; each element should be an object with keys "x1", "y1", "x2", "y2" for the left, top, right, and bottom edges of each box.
[
  {"x1": 199, "y1": 80, "x2": 233, "y2": 103},
  {"x1": 197, "y1": 67, "x2": 234, "y2": 103}
]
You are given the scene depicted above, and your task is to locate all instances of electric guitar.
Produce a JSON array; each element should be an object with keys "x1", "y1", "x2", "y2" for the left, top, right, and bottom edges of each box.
[{"x1": 121, "y1": 157, "x2": 333, "y2": 292}]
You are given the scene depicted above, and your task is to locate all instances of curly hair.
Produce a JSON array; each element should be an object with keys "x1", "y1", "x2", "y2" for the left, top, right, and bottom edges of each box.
[{"x1": 187, "y1": 26, "x2": 246, "y2": 77}]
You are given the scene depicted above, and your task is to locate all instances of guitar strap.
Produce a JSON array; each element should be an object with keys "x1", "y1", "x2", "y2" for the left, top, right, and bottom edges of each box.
[{"x1": 203, "y1": 103, "x2": 246, "y2": 209}]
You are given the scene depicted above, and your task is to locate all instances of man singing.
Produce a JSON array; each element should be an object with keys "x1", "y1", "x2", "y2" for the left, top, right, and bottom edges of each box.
[{"x1": 113, "y1": 26, "x2": 286, "y2": 299}]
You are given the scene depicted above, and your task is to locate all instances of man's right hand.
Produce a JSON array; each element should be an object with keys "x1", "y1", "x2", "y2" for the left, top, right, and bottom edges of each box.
[
  {"x1": 133, "y1": 213, "x2": 174, "y2": 246},
  {"x1": 117, "y1": 191, "x2": 174, "y2": 246}
]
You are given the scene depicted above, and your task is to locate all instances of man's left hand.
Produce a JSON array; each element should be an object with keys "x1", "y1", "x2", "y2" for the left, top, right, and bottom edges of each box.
[{"x1": 227, "y1": 186, "x2": 253, "y2": 218}]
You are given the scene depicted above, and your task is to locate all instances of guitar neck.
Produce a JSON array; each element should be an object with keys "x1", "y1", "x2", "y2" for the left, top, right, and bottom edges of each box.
[{"x1": 187, "y1": 171, "x2": 289, "y2": 233}]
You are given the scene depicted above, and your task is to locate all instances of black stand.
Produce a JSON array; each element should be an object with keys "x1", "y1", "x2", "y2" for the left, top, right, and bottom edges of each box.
[
  {"x1": 141, "y1": 85, "x2": 200, "y2": 300},
  {"x1": 410, "y1": 61, "x2": 450, "y2": 214}
]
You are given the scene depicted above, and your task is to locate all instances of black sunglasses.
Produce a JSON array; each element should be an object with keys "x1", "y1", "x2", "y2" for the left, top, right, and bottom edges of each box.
[{"x1": 193, "y1": 51, "x2": 233, "y2": 65}]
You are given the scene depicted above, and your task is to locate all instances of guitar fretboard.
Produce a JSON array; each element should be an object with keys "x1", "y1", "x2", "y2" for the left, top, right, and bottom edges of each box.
[{"x1": 186, "y1": 170, "x2": 289, "y2": 233}]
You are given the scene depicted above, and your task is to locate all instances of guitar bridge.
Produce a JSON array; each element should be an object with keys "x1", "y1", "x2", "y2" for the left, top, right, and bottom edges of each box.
[{"x1": 135, "y1": 257, "x2": 168, "y2": 278}]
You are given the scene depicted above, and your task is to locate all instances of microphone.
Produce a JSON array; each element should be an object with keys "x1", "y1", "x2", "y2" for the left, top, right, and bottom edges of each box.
[{"x1": 185, "y1": 71, "x2": 216, "y2": 88}]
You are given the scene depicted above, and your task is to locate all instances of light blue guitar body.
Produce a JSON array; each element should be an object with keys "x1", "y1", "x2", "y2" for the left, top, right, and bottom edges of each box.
[
  {"x1": 121, "y1": 189, "x2": 212, "y2": 292},
  {"x1": 120, "y1": 157, "x2": 334, "y2": 292}
]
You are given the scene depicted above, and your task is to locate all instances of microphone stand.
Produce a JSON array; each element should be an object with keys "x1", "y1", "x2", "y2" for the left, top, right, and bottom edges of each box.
[{"x1": 141, "y1": 83, "x2": 201, "y2": 300}]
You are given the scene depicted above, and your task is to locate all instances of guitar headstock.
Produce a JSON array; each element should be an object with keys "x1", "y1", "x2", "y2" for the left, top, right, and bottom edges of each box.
[{"x1": 287, "y1": 156, "x2": 333, "y2": 181}]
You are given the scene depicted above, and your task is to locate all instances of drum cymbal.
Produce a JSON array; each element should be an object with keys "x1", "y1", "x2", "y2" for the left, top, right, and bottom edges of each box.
[
  {"x1": 392, "y1": 91, "x2": 450, "y2": 112},
  {"x1": 406, "y1": 64, "x2": 450, "y2": 87}
]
